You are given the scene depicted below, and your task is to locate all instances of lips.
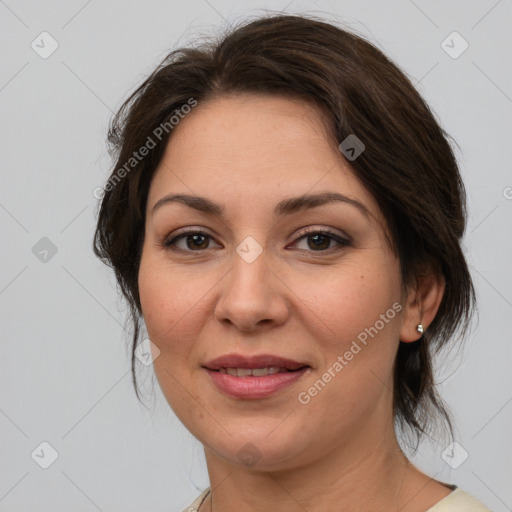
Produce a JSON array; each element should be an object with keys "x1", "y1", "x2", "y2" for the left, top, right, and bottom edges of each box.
[
  {"x1": 203, "y1": 353, "x2": 308, "y2": 371},
  {"x1": 203, "y1": 353, "x2": 310, "y2": 399}
]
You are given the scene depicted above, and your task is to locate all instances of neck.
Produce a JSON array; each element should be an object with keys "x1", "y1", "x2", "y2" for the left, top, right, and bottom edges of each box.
[{"x1": 200, "y1": 420, "x2": 423, "y2": 512}]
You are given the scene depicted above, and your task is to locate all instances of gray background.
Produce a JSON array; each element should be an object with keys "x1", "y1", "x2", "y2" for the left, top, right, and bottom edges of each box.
[{"x1": 0, "y1": 0, "x2": 511, "y2": 511}]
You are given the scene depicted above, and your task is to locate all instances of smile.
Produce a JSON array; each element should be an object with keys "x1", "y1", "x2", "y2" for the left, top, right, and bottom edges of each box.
[{"x1": 203, "y1": 353, "x2": 310, "y2": 399}]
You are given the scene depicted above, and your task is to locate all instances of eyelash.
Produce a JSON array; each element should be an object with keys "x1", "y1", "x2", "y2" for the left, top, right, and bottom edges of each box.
[{"x1": 162, "y1": 227, "x2": 351, "y2": 254}]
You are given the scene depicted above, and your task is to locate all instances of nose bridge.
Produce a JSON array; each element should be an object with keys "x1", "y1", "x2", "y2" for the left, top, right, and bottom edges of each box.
[
  {"x1": 214, "y1": 236, "x2": 289, "y2": 330},
  {"x1": 232, "y1": 236, "x2": 271, "y2": 292}
]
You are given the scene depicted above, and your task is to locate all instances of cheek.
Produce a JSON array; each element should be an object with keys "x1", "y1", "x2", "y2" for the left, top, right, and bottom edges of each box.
[
  {"x1": 138, "y1": 253, "x2": 204, "y2": 413},
  {"x1": 292, "y1": 254, "x2": 403, "y2": 345},
  {"x1": 292, "y1": 257, "x2": 402, "y2": 410},
  {"x1": 138, "y1": 253, "x2": 204, "y2": 343},
  {"x1": 137, "y1": 250, "x2": 223, "y2": 395}
]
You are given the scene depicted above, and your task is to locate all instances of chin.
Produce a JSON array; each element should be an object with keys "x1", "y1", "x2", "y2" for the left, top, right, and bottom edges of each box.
[{"x1": 191, "y1": 418, "x2": 315, "y2": 472}]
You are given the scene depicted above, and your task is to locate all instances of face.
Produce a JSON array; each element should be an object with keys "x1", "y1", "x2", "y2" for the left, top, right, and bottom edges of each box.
[{"x1": 138, "y1": 94, "x2": 412, "y2": 471}]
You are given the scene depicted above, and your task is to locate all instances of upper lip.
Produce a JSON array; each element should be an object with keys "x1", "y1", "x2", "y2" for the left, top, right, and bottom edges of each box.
[{"x1": 203, "y1": 353, "x2": 309, "y2": 371}]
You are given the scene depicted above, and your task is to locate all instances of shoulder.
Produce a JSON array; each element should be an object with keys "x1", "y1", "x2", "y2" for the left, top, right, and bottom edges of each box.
[
  {"x1": 426, "y1": 487, "x2": 492, "y2": 511},
  {"x1": 179, "y1": 487, "x2": 211, "y2": 512}
]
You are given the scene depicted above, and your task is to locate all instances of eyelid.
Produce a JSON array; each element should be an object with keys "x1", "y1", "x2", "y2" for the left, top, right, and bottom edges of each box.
[
  {"x1": 291, "y1": 225, "x2": 351, "y2": 244},
  {"x1": 165, "y1": 226, "x2": 214, "y2": 238}
]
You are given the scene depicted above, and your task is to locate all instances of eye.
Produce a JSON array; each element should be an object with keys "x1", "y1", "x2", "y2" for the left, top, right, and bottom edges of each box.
[
  {"x1": 163, "y1": 227, "x2": 351, "y2": 253},
  {"x1": 291, "y1": 228, "x2": 351, "y2": 252},
  {"x1": 163, "y1": 229, "x2": 221, "y2": 252}
]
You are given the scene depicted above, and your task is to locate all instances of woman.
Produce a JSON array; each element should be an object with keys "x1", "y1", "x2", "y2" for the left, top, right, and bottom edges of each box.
[{"x1": 94, "y1": 13, "x2": 491, "y2": 512}]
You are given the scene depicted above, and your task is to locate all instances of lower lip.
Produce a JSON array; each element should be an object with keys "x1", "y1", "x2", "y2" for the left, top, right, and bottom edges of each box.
[{"x1": 204, "y1": 368, "x2": 309, "y2": 399}]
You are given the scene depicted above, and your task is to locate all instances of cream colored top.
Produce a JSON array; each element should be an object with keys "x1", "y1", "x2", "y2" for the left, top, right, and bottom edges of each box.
[{"x1": 181, "y1": 486, "x2": 492, "y2": 512}]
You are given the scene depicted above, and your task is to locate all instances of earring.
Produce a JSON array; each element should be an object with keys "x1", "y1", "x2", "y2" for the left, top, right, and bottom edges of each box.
[{"x1": 416, "y1": 324, "x2": 424, "y2": 335}]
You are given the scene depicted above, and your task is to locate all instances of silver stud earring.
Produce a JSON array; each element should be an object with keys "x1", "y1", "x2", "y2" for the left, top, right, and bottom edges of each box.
[{"x1": 416, "y1": 324, "x2": 424, "y2": 335}]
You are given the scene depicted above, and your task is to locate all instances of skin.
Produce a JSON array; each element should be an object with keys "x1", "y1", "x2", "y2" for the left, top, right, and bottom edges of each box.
[{"x1": 138, "y1": 94, "x2": 449, "y2": 511}]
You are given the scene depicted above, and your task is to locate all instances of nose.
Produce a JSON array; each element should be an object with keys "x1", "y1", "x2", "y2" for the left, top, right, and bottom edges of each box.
[{"x1": 213, "y1": 246, "x2": 290, "y2": 333}]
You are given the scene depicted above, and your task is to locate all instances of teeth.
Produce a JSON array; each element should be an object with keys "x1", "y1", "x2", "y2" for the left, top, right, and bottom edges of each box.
[
  {"x1": 252, "y1": 367, "x2": 270, "y2": 376},
  {"x1": 218, "y1": 367, "x2": 287, "y2": 376}
]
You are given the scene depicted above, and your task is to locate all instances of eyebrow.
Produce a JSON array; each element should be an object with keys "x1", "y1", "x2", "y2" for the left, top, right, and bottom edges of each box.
[{"x1": 151, "y1": 191, "x2": 370, "y2": 218}]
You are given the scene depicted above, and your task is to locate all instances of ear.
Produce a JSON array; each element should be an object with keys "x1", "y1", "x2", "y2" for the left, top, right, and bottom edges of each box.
[{"x1": 400, "y1": 271, "x2": 445, "y2": 343}]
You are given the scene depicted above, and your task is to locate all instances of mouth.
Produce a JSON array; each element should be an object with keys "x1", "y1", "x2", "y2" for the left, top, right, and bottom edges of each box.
[
  {"x1": 202, "y1": 353, "x2": 311, "y2": 399},
  {"x1": 216, "y1": 367, "x2": 300, "y2": 376},
  {"x1": 204, "y1": 353, "x2": 309, "y2": 371}
]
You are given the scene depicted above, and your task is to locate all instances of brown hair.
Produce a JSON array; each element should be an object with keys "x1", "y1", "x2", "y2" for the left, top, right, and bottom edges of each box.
[{"x1": 93, "y1": 13, "x2": 475, "y2": 447}]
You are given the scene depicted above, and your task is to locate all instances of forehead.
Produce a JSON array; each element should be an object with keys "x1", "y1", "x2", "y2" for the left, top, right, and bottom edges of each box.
[
  {"x1": 165, "y1": 93, "x2": 335, "y2": 166},
  {"x1": 147, "y1": 93, "x2": 379, "y2": 218}
]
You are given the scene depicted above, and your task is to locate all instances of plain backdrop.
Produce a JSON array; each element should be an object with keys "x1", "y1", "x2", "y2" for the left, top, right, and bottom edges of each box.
[{"x1": 1, "y1": 1, "x2": 511, "y2": 511}]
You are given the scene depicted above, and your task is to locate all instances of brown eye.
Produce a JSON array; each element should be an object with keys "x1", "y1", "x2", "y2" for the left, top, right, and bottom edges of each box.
[
  {"x1": 164, "y1": 230, "x2": 221, "y2": 252},
  {"x1": 184, "y1": 233, "x2": 210, "y2": 250},
  {"x1": 292, "y1": 229, "x2": 351, "y2": 252},
  {"x1": 305, "y1": 233, "x2": 332, "y2": 250}
]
